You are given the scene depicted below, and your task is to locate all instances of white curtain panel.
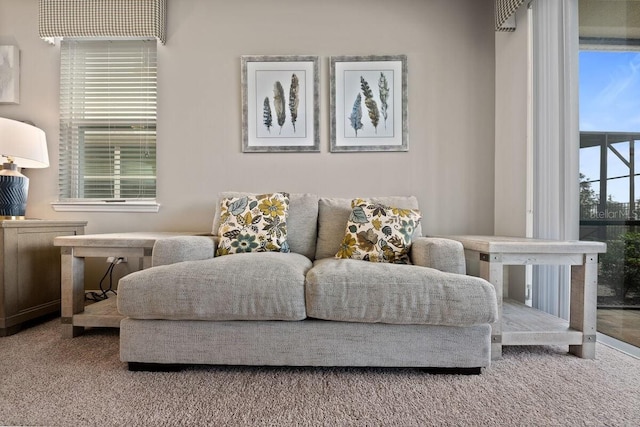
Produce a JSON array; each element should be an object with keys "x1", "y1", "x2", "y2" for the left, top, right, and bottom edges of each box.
[{"x1": 531, "y1": 0, "x2": 580, "y2": 319}]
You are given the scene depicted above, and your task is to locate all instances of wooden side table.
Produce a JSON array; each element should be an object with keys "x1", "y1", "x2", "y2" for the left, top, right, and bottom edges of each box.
[
  {"x1": 442, "y1": 235, "x2": 607, "y2": 360},
  {"x1": 0, "y1": 220, "x2": 86, "y2": 336},
  {"x1": 54, "y1": 231, "x2": 204, "y2": 338}
]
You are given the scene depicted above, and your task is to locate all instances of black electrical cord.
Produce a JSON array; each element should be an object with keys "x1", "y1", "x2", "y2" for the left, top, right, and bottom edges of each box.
[{"x1": 85, "y1": 257, "x2": 121, "y2": 302}]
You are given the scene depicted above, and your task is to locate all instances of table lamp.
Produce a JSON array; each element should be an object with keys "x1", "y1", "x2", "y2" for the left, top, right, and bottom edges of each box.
[{"x1": 0, "y1": 118, "x2": 49, "y2": 219}]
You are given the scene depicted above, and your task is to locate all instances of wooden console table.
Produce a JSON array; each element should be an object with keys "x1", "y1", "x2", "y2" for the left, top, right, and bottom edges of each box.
[
  {"x1": 54, "y1": 231, "x2": 203, "y2": 338},
  {"x1": 442, "y1": 236, "x2": 607, "y2": 360}
]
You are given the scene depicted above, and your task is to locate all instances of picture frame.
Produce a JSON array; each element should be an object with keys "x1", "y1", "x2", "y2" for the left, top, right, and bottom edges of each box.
[
  {"x1": 330, "y1": 55, "x2": 407, "y2": 152},
  {"x1": 241, "y1": 55, "x2": 320, "y2": 152},
  {"x1": 0, "y1": 46, "x2": 20, "y2": 104}
]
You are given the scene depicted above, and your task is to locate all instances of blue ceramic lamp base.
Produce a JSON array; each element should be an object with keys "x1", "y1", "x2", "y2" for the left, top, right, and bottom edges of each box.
[{"x1": 0, "y1": 163, "x2": 29, "y2": 219}]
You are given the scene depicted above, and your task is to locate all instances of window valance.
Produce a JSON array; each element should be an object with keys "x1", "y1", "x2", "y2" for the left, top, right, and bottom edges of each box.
[
  {"x1": 495, "y1": 0, "x2": 526, "y2": 31},
  {"x1": 38, "y1": 0, "x2": 166, "y2": 44}
]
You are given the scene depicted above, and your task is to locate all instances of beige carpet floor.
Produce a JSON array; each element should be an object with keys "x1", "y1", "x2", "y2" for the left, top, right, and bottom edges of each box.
[{"x1": 1, "y1": 317, "x2": 639, "y2": 427}]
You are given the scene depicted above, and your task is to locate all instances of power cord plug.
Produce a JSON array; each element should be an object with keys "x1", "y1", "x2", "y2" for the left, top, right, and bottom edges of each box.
[{"x1": 85, "y1": 257, "x2": 122, "y2": 302}]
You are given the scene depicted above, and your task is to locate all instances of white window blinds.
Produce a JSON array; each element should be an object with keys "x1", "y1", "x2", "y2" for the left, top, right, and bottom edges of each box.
[{"x1": 58, "y1": 39, "x2": 157, "y2": 202}]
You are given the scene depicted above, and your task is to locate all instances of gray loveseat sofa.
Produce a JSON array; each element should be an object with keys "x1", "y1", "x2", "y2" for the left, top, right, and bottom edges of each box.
[{"x1": 117, "y1": 193, "x2": 498, "y2": 372}]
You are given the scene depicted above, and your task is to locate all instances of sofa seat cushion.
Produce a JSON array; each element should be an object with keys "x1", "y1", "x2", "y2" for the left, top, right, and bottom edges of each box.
[
  {"x1": 118, "y1": 252, "x2": 312, "y2": 321},
  {"x1": 305, "y1": 258, "x2": 498, "y2": 326}
]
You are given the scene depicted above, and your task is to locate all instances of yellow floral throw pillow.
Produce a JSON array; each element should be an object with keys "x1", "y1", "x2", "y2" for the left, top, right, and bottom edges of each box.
[
  {"x1": 216, "y1": 192, "x2": 290, "y2": 256},
  {"x1": 335, "y1": 198, "x2": 422, "y2": 264}
]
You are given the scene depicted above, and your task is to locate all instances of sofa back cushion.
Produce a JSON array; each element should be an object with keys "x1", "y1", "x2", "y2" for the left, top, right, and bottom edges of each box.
[
  {"x1": 315, "y1": 196, "x2": 423, "y2": 260},
  {"x1": 212, "y1": 192, "x2": 319, "y2": 259}
]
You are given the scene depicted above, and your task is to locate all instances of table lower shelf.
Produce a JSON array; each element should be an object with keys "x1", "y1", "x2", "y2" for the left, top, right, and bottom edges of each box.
[
  {"x1": 73, "y1": 296, "x2": 123, "y2": 328},
  {"x1": 501, "y1": 299, "x2": 584, "y2": 346}
]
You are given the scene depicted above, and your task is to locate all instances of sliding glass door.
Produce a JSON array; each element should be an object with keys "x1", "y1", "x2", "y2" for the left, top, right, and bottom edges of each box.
[{"x1": 579, "y1": 1, "x2": 640, "y2": 348}]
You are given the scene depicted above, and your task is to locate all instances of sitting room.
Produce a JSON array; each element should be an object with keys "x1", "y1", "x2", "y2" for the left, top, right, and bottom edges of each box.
[{"x1": 0, "y1": 0, "x2": 639, "y2": 425}]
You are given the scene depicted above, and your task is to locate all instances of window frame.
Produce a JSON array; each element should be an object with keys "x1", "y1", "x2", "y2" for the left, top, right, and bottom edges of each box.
[{"x1": 52, "y1": 39, "x2": 159, "y2": 213}]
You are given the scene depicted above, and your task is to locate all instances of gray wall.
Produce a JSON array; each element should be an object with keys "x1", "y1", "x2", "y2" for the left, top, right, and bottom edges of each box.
[
  {"x1": 1, "y1": 0, "x2": 497, "y2": 282},
  {"x1": 495, "y1": 9, "x2": 528, "y2": 239},
  {"x1": 495, "y1": 5, "x2": 529, "y2": 302},
  {"x1": 0, "y1": 0, "x2": 496, "y2": 235}
]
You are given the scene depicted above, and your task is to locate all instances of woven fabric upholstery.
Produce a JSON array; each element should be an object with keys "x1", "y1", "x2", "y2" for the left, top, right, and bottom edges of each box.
[
  {"x1": 120, "y1": 318, "x2": 492, "y2": 368},
  {"x1": 118, "y1": 252, "x2": 312, "y2": 321},
  {"x1": 212, "y1": 192, "x2": 319, "y2": 259},
  {"x1": 39, "y1": 0, "x2": 167, "y2": 43},
  {"x1": 315, "y1": 196, "x2": 422, "y2": 261},
  {"x1": 152, "y1": 236, "x2": 216, "y2": 267},
  {"x1": 306, "y1": 258, "x2": 497, "y2": 326},
  {"x1": 410, "y1": 237, "x2": 466, "y2": 274}
]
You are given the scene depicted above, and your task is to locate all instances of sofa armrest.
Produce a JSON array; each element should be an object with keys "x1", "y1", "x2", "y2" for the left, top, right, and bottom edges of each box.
[
  {"x1": 410, "y1": 237, "x2": 466, "y2": 274},
  {"x1": 152, "y1": 236, "x2": 217, "y2": 267}
]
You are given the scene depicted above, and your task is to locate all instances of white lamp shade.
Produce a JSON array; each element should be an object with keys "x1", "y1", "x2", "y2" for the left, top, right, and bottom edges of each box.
[{"x1": 0, "y1": 117, "x2": 49, "y2": 168}]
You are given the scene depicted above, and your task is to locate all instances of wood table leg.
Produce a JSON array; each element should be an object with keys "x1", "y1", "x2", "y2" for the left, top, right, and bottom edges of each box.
[
  {"x1": 60, "y1": 247, "x2": 85, "y2": 338},
  {"x1": 142, "y1": 247, "x2": 153, "y2": 269},
  {"x1": 569, "y1": 253, "x2": 598, "y2": 359},
  {"x1": 480, "y1": 252, "x2": 504, "y2": 360}
]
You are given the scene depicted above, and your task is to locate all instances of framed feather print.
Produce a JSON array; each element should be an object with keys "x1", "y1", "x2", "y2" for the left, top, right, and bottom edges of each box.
[
  {"x1": 241, "y1": 55, "x2": 320, "y2": 152},
  {"x1": 330, "y1": 55, "x2": 408, "y2": 152}
]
